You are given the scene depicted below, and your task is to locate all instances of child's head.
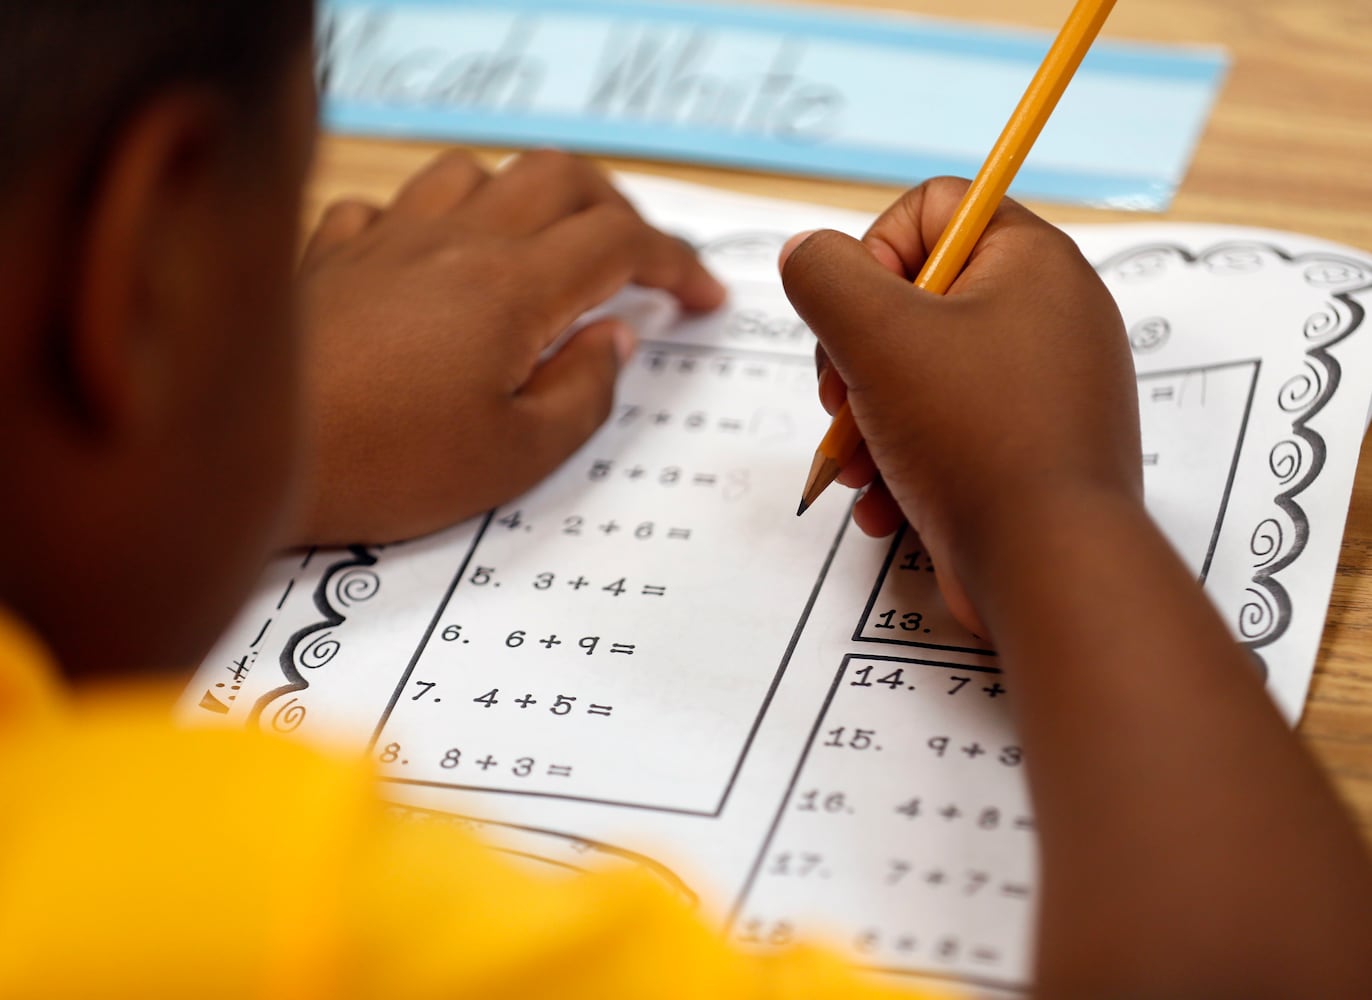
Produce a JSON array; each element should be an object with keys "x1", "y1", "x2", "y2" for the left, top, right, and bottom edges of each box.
[{"x1": 0, "y1": 3, "x2": 317, "y2": 679}]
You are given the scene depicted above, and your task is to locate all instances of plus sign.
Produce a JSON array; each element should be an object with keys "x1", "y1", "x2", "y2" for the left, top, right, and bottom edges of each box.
[
  {"x1": 983, "y1": 682, "x2": 1006, "y2": 698},
  {"x1": 653, "y1": 411, "x2": 671, "y2": 424},
  {"x1": 940, "y1": 805, "x2": 962, "y2": 820},
  {"x1": 926, "y1": 869, "x2": 946, "y2": 885},
  {"x1": 599, "y1": 521, "x2": 621, "y2": 535},
  {"x1": 515, "y1": 694, "x2": 537, "y2": 709},
  {"x1": 476, "y1": 755, "x2": 498, "y2": 770},
  {"x1": 566, "y1": 576, "x2": 589, "y2": 591},
  {"x1": 962, "y1": 742, "x2": 986, "y2": 759},
  {"x1": 540, "y1": 635, "x2": 563, "y2": 649},
  {"x1": 625, "y1": 465, "x2": 646, "y2": 479}
]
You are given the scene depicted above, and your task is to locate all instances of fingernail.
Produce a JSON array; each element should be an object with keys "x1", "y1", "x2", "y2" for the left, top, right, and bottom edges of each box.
[
  {"x1": 612, "y1": 322, "x2": 639, "y2": 365},
  {"x1": 779, "y1": 230, "x2": 820, "y2": 272},
  {"x1": 819, "y1": 368, "x2": 847, "y2": 416}
]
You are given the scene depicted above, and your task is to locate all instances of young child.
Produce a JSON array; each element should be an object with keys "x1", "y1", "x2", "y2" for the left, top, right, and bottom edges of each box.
[{"x1": 1, "y1": 3, "x2": 1369, "y2": 998}]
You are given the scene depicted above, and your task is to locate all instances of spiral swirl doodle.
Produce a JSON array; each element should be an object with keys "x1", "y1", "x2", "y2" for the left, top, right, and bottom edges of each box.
[
  {"x1": 1204, "y1": 245, "x2": 1265, "y2": 274},
  {"x1": 1267, "y1": 440, "x2": 1305, "y2": 486},
  {"x1": 1302, "y1": 259, "x2": 1367, "y2": 289},
  {"x1": 1111, "y1": 248, "x2": 1172, "y2": 282},
  {"x1": 1238, "y1": 586, "x2": 1279, "y2": 641},
  {"x1": 332, "y1": 567, "x2": 381, "y2": 608},
  {"x1": 298, "y1": 630, "x2": 341, "y2": 670},
  {"x1": 1302, "y1": 304, "x2": 1343, "y2": 343},
  {"x1": 1277, "y1": 360, "x2": 1327, "y2": 414},
  {"x1": 271, "y1": 697, "x2": 307, "y2": 733},
  {"x1": 1250, "y1": 518, "x2": 1286, "y2": 569},
  {"x1": 1128, "y1": 316, "x2": 1171, "y2": 353}
]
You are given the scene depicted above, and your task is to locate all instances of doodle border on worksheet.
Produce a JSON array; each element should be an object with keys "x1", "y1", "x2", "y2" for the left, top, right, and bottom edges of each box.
[
  {"x1": 249, "y1": 545, "x2": 382, "y2": 731},
  {"x1": 1095, "y1": 240, "x2": 1372, "y2": 674}
]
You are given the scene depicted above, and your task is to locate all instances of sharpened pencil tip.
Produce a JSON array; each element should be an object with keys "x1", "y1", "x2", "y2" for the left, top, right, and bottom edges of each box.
[{"x1": 797, "y1": 451, "x2": 842, "y2": 518}]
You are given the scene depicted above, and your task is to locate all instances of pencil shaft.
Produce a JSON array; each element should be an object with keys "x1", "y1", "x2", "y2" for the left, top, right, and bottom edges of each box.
[
  {"x1": 917, "y1": 0, "x2": 1118, "y2": 294},
  {"x1": 799, "y1": 0, "x2": 1118, "y2": 514}
]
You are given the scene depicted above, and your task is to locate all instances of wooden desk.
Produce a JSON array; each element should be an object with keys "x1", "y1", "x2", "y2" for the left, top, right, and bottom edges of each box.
[{"x1": 309, "y1": 0, "x2": 1372, "y2": 840}]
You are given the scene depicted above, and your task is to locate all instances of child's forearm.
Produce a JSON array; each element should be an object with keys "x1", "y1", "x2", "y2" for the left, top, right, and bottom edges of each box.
[{"x1": 961, "y1": 488, "x2": 1372, "y2": 998}]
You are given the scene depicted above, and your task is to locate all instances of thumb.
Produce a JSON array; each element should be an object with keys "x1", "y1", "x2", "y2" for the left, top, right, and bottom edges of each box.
[
  {"x1": 780, "y1": 230, "x2": 933, "y2": 391},
  {"x1": 515, "y1": 318, "x2": 635, "y2": 471}
]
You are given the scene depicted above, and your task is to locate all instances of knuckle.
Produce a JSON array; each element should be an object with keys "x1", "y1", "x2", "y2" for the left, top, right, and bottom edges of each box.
[
  {"x1": 320, "y1": 198, "x2": 374, "y2": 227},
  {"x1": 1030, "y1": 223, "x2": 1089, "y2": 269},
  {"x1": 915, "y1": 175, "x2": 972, "y2": 209},
  {"x1": 906, "y1": 177, "x2": 969, "y2": 228},
  {"x1": 783, "y1": 229, "x2": 845, "y2": 280},
  {"x1": 517, "y1": 147, "x2": 583, "y2": 179},
  {"x1": 921, "y1": 175, "x2": 973, "y2": 196},
  {"x1": 424, "y1": 149, "x2": 486, "y2": 189},
  {"x1": 433, "y1": 147, "x2": 481, "y2": 173},
  {"x1": 595, "y1": 200, "x2": 644, "y2": 237}
]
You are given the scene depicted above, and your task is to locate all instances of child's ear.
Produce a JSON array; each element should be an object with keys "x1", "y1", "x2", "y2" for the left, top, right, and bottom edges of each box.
[{"x1": 68, "y1": 89, "x2": 236, "y2": 437}]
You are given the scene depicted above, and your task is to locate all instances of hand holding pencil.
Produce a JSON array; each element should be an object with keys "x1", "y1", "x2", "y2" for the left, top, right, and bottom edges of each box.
[{"x1": 794, "y1": 0, "x2": 1119, "y2": 516}]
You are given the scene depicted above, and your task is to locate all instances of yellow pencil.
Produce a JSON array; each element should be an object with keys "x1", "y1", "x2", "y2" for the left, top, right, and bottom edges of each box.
[{"x1": 797, "y1": 0, "x2": 1119, "y2": 516}]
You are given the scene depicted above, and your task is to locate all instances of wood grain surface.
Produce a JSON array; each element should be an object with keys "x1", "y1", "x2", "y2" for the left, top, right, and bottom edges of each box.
[{"x1": 307, "y1": 0, "x2": 1372, "y2": 839}]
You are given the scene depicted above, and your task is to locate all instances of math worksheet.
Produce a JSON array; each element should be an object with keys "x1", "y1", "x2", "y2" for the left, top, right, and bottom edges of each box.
[{"x1": 182, "y1": 177, "x2": 1372, "y2": 997}]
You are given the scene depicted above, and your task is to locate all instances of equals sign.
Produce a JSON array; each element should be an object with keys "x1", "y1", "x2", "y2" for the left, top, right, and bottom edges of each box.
[
  {"x1": 971, "y1": 947, "x2": 1000, "y2": 965},
  {"x1": 610, "y1": 643, "x2": 636, "y2": 655},
  {"x1": 1014, "y1": 816, "x2": 1036, "y2": 831},
  {"x1": 667, "y1": 528, "x2": 692, "y2": 540},
  {"x1": 693, "y1": 474, "x2": 718, "y2": 486},
  {"x1": 1000, "y1": 883, "x2": 1031, "y2": 900},
  {"x1": 1142, "y1": 453, "x2": 1159, "y2": 467},
  {"x1": 719, "y1": 418, "x2": 744, "y2": 432},
  {"x1": 587, "y1": 704, "x2": 613, "y2": 717},
  {"x1": 1151, "y1": 386, "x2": 1176, "y2": 402},
  {"x1": 547, "y1": 765, "x2": 573, "y2": 778},
  {"x1": 642, "y1": 585, "x2": 667, "y2": 597}
]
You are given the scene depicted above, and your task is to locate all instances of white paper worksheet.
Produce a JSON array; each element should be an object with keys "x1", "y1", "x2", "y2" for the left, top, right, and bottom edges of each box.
[{"x1": 181, "y1": 176, "x2": 1372, "y2": 997}]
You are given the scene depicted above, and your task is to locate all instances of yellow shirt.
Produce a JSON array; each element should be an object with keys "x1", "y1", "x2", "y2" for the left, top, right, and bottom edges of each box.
[{"x1": 0, "y1": 610, "x2": 939, "y2": 999}]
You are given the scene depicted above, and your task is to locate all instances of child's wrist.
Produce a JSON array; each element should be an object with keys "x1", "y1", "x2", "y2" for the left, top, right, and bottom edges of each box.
[{"x1": 949, "y1": 481, "x2": 1154, "y2": 631}]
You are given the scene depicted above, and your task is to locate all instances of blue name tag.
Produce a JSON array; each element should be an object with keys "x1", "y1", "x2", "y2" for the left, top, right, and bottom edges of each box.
[{"x1": 320, "y1": 0, "x2": 1228, "y2": 211}]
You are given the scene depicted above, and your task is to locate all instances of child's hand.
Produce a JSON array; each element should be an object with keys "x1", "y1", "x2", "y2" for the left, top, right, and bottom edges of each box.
[
  {"x1": 780, "y1": 178, "x2": 1141, "y2": 632},
  {"x1": 292, "y1": 150, "x2": 726, "y2": 545}
]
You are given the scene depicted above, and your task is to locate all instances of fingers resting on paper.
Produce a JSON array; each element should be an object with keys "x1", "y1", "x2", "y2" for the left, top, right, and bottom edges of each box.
[{"x1": 290, "y1": 148, "x2": 726, "y2": 547}]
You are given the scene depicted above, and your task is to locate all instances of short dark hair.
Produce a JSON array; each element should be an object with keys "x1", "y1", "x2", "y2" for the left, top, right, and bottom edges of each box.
[{"x1": 0, "y1": 2, "x2": 315, "y2": 194}]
